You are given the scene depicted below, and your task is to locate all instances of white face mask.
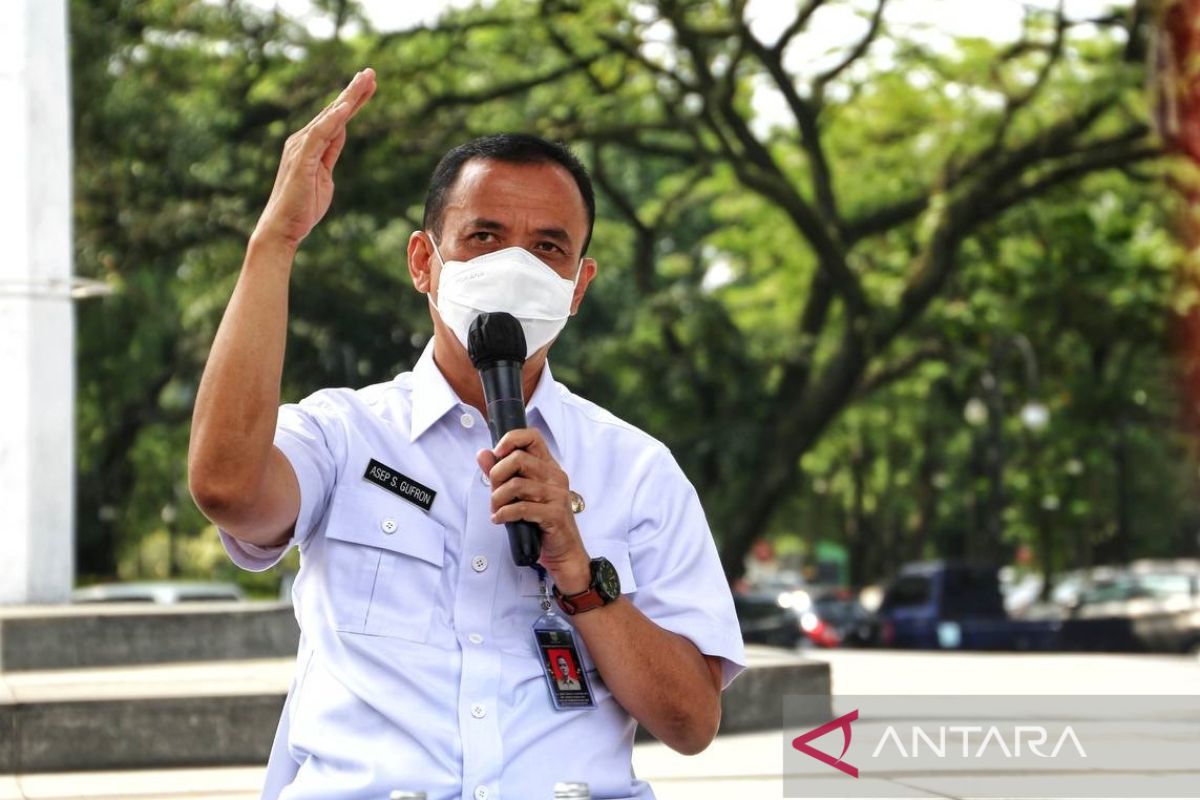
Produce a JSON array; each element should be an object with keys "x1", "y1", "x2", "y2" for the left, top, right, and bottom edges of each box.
[{"x1": 428, "y1": 235, "x2": 582, "y2": 358}]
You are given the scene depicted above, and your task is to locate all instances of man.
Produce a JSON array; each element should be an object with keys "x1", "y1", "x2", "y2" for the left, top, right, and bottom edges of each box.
[
  {"x1": 189, "y1": 68, "x2": 745, "y2": 800},
  {"x1": 555, "y1": 654, "x2": 582, "y2": 692}
]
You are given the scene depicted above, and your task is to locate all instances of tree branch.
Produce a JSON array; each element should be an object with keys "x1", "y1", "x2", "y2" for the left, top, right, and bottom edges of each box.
[
  {"x1": 985, "y1": 140, "x2": 1160, "y2": 218},
  {"x1": 844, "y1": 194, "x2": 930, "y2": 243},
  {"x1": 590, "y1": 143, "x2": 708, "y2": 295},
  {"x1": 375, "y1": 13, "x2": 530, "y2": 47},
  {"x1": 812, "y1": 0, "x2": 888, "y2": 101},
  {"x1": 663, "y1": 1, "x2": 867, "y2": 314},
  {"x1": 739, "y1": 17, "x2": 841, "y2": 228},
  {"x1": 855, "y1": 340, "x2": 945, "y2": 399},
  {"x1": 420, "y1": 53, "x2": 601, "y2": 114},
  {"x1": 773, "y1": 0, "x2": 828, "y2": 57},
  {"x1": 880, "y1": 103, "x2": 1148, "y2": 348},
  {"x1": 844, "y1": 92, "x2": 1126, "y2": 244},
  {"x1": 982, "y1": 3, "x2": 1068, "y2": 168}
]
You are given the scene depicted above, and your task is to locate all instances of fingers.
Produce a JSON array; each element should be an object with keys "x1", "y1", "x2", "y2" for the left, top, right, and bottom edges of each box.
[
  {"x1": 493, "y1": 428, "x2": 551, "y2": 460},
  {"x1": 492, "y1": 500, "x2": 563, "y2": 528},
  {"x1": 345, "y1": 73, "x2": 377, "y2": 119},
  {"x1": 490, "y1": 477, "x2": 563, "y2": 513},
  {"x1": 476, "y1": 448, "x2": 498, "y2": 476},
  {"x1": 320, "y1": 127, "x2": 347, "y2": 171},
  {"x1": 484, "y1": 428, "x2": 571, "y2": 530},
  {"x1": 488, "y1": 448, "x2": 565, "y2": 488},
  {"x1": 301, "y1": 69, "x2": 377, "y2": 151},
  {"x1": 306, "y1": 68, "x2": 375, "y2": 129}
]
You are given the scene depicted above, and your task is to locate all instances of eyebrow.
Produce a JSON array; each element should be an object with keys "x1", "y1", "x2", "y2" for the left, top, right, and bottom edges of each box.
[{"x1": 534, "y1": 226, "x2": 572, "y2": 246}]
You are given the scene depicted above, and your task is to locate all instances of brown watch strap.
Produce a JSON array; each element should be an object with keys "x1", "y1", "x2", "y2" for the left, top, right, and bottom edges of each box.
[{"x1": 554, "y1": 586, "x2": 607, "y2": 615}]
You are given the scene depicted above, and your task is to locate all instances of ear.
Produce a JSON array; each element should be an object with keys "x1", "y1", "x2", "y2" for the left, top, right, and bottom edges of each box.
[
  {"x1": 569, "y1": 257, "x2": 597, "y2": 315},
  {"x1": 407, "y1": 230, "x2": 436, "y2": 295}
]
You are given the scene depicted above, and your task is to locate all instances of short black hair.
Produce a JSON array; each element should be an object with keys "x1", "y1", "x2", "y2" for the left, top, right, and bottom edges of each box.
[{"x1": 422, "y1": 133, "x2": 596, "y2": 255}]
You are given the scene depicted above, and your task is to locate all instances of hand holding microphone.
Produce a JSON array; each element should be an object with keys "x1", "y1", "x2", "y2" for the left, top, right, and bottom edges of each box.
[{"x1": 468, "y1": 312, "x2": 543, "y2": 566}]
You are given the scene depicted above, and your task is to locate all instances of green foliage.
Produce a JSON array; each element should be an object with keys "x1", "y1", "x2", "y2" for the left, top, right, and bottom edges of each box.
[{"x1": 70, "y1": 0, "x2": 1193, "y2": 591}]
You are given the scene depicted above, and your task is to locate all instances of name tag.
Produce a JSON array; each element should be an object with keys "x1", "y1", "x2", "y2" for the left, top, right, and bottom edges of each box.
[{"x1": 362, "y1": 459, "x2": 436, "y2": 512}]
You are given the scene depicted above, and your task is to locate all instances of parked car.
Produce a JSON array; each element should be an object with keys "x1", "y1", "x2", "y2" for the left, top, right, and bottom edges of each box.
[
  {"x1": 733, "y1": 576, "x2": 879, "y2": 649},
  {"x1": 801, "y1": 589, "x2": 878, "y2": 648},
  {"x1": 733, "y1": 585, "x2": 804, "y2": 648},
  {"x1": 877, "y1": 561, "x2": 1060, "y2": 650},
  {"x1": 72, "y1": 581, "x2": 246, "y2": 604},
  {"x1": 1062, "y1": 561, "x2": 1200, "y2": 654},
  {"x1": 1001, "y1": 566, "x2": 1121, "y2": 617}
]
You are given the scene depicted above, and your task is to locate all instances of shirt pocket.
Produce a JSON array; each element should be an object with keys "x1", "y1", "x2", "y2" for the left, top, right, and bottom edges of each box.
[
  {"x1": 494, "y1": 565, "x2": 545, "y2": 656},
  {"x1": 322, "y1": 486, "x2": 446, "y2": 642},
  {"x1": 492, "y1": 539, "x2": 639, "y2": 658}
]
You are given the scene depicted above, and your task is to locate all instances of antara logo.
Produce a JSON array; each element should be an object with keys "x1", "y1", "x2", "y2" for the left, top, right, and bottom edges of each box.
[
  {"x1": 792, "y1": 709, "x2": 860, "y2": 778},
  {"x1": 792, "y1": 710, "x2": 1088, "y2": 778}
]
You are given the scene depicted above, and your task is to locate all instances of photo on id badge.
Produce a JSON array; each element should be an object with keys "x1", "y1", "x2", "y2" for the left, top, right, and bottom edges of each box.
[{"x1": 535, "y1": 628, "x2": 594, "y2": 709}]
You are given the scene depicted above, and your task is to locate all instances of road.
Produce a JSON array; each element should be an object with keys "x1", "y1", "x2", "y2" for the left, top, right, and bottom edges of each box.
[{"x1": 7, "y1": 649, "x2": 1199, "y2": 800}]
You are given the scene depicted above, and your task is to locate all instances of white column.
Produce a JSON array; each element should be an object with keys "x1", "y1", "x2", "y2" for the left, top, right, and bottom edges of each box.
[{"x1": 0, "y1": 0, "x2": 74, "y2": 603}]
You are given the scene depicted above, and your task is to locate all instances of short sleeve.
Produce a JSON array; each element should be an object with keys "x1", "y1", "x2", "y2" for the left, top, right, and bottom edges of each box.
[
  {"x1": 626, "y1": 446, "x2": 747, "y2": 689},
  {"x1": 219, "y1": 392, "x2": 345, "y2": 573}
]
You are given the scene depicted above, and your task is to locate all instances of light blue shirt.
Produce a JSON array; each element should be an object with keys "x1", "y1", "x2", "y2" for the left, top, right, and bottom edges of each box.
[{"x1": 221, "y1": 342, "x2": 746, "y2": 800}]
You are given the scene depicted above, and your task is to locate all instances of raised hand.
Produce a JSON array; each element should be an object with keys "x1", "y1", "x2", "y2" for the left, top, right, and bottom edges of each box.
[{"x1": 254, "y1": 68, "x2": 377, "y2": 249}]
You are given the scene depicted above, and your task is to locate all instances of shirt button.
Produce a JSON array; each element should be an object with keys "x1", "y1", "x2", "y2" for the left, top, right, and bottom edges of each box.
[
  {"x1": 381, "y1": 518, "x2": 397, "y2": 534},
  {"x1": 460, "y1": 412, "x2": 476, "y2": 429},
  {"x1": 472, "y1": 555, "x2": 488, "y2": 573},
  {"x1": 468, "y1": 633, "x2": 484, "y2": 645},
  {"x1": 474, "y1": 786, "x2": 489, "y2": 800},
  {"x1": 471, "y1": 703, "x2": 487, "y2": 719}
]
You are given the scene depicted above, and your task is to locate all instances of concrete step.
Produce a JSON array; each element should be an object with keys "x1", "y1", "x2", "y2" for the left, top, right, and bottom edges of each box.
[
  {"x1": 0, "y1": 766, "x2": 267, "y2": 800},
  {"x1": 0, "y1": 647, "x2": 828, "y2": 774},
  {"x1": 0, "y1": 603, "x2": 298, "y2": 672}
]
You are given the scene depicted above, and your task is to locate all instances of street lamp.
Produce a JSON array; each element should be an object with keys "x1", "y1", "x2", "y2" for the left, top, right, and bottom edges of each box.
[
  {"x1": 963, "y1": 397, "x2": 989, "y2": 427},
  {"x1": 963, "y1": 333, "x2": 1049, "y2": 564},
  {"x1": 1020, "y1": 400, "x2": 1050, "y2": 432}
]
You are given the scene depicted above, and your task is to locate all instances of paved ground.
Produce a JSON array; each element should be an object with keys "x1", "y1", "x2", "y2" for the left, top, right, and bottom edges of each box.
[{"x1": 3, "y1": 649, "x2": 1198, "y2": 799}]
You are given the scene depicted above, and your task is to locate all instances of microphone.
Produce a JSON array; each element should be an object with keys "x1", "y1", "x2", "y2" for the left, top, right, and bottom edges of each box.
[{"x1": 467, "y1": 312, "x2": 542, "y2": 567}]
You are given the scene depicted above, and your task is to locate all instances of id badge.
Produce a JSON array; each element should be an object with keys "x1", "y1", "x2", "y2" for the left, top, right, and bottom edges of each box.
[{"x1": 530, "y1": 567, "x2": 595, "y2": 711}]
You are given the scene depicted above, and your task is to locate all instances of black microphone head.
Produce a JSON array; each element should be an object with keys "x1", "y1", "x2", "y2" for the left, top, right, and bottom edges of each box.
[{"x1": 467, "y1": 312, "x2": 527, "y2": 369}]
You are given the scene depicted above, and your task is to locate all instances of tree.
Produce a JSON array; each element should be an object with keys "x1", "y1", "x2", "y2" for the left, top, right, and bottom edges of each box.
[
  {"x1": 70, "y1": 0, "x2": 435, "y2": 580},
  {"x1": 473, "y1": 0, "x2": 1162, "y2": 579},
  {"x1": 71, "y1": 0, "x2": 1179, "y2": 587}
]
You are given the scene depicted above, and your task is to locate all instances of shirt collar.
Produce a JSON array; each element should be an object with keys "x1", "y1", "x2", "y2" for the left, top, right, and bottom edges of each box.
[
  {"x1": 408, "y1": 338, "x2": 566, "y2": 449},
  {"x1": 526, "y1": 358, "x2": 565, "y2": 453},
  {"x1": 408, "y1": 341, "x2": 459, "y2": 443}
]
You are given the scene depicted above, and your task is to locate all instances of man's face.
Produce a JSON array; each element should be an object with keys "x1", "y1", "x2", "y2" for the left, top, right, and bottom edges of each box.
[
  {"x1": 407, "y1": 158, "x2": 597, "y2": 361},
  {"x1": 556, "y1": 656, "x2": 571, "y2": 678}
]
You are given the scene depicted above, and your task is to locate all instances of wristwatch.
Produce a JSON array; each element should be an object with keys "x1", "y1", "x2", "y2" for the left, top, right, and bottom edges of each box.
[{"x1": 553, "y1": 557, "x2": 621, "y2": 615}]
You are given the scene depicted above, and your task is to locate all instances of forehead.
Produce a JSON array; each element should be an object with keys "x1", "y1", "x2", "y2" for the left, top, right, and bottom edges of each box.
[{"x1": 442, "y1": 158, "x2": 589, "y2": 240}]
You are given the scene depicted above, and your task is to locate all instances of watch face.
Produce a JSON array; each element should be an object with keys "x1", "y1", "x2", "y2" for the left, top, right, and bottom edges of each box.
[{"x1": 593, "y1": 558, "x2": 621, "y2": 601}]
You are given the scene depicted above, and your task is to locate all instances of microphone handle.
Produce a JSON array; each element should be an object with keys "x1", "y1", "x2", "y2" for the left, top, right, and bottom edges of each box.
[{"x1": 480, "y1": 363, "x2": 543, "y2": 567}]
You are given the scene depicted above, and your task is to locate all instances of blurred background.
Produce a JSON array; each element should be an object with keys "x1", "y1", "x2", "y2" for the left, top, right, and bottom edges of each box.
[
  {"x1": 10, "y1": 0, "x2": 1200, "y2": 795},
  {"x1": 71, "y1": 0, "x2": 1197, "y2": 628}
]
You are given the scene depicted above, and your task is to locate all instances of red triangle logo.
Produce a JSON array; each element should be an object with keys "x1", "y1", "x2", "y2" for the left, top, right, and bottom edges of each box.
[{"x1": 791, "y1": 709, "x2": 860, "y2": 778}]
